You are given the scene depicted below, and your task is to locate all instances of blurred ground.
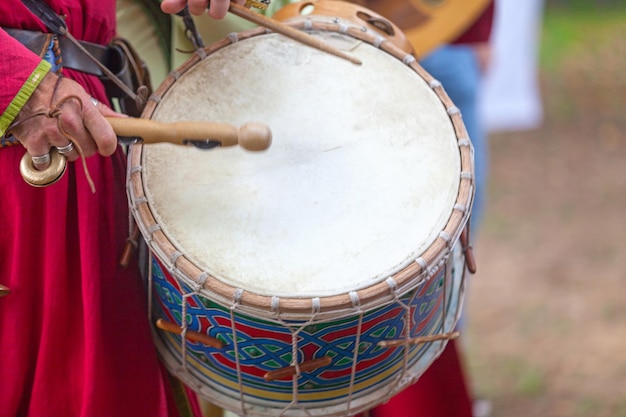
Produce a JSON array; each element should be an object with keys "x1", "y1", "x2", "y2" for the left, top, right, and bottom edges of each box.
[{"x1": 464, "y1": 3, "x2": 626, "y2": 417}]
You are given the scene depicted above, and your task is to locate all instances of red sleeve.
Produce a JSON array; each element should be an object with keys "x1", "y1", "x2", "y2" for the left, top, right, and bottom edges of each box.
[
  {"x1": 453, "y1": 2, "x2": 495, "y2": 44},
  {"x1": 0, "y1": 30, "x2": 43, "y2": 114},
  {"x1": 0, "y1": 0, "x2": 116, "y2": 116}
]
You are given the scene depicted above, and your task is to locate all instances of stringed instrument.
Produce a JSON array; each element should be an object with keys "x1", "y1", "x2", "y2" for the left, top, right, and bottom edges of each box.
[{"x1": 353, "y1": 0, "x2": 493, "y2": 56}]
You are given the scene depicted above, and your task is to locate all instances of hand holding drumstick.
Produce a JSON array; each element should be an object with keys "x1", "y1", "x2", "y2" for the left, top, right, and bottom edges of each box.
[
  {"x1": 14, "y1": 0, "x2": 355, "y2": 189},
  {"x1": 160, "y1": 0, "x2": 362, "y2": 65},
  {"x1": 161, "y1": 0, "x2": 244, "y2": 19},
  {"x1": 12, "y1": 72, "x2": 271, "y2": 189}
]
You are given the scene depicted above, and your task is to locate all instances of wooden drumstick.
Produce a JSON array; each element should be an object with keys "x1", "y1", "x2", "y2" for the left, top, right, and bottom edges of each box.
[
  {"x1": 20, "y1": 118, "x2": 272, "y2": 188},
  {"x1": 156, "y1": 318, "x2": 224, "y2": 349},
  {"x1": 377, "y1": 331, "x2": 460, "y2": 348},
  {"x1": 264, "y1": 356, "x2": 332, "y2": 381},
  {"x1": 227, "y1": 2, "x2": 362, "y2": 66},
  {"x1": 107, "y1": 117, "x2": 272, "y2": 151}
]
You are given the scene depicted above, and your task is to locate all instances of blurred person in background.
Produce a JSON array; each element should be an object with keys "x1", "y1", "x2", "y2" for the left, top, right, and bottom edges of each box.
[{"x1": 479, "y1": 0, "x2": 545, "y2": 133}]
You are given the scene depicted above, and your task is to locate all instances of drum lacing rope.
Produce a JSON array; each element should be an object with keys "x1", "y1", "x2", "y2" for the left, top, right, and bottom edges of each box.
[
  {"x1": 311, "y1": 297, "x2": 321, "y2": 315},
  {"x1": 454, "y1": 203, "x2": 468, "y2": 214},
  {"x1": 142, "y1": 223, "x2": 161, "y2": 253},
  {"x1": 147, "y1": 256, "x2": 154, "y2": 323},
  {"x1": 133, "y1": 196, "x2": 148, "y2": 208},
  {"x1": 304, "y1": 18, "x2": 313, "y2": 30},
  {"x1": 333, "y1": 17, "x2": 350, "y2": 35},
  {"x1": 179, "y1": 274, "x2": 210, "y2": 377},
  {"x1": 382, "y1": 277, "x2": 422, "y2": 397},
  {"x1": 402, "y1": 286, "x2": 422, "y2": 382},
  {"x1": 227, "y1": 288, "x2": 249, "y2": 415},
  {"x1": 458, "y1": 137, "x2": 472, "y2": 147},
  {"x1": 170, "y1": 251, "x2": 182, "y2": 266},
  {"x1": 385, "y1": 277, "x2": 398, "y2": 292},
  {"x1": 147, "y1": 223, "x2": 161, "y2": 239},
  {"x1": 441, "y1": 264, "x2": 450, "y2": 346},
  {"x1": 373, "y1": 35, "x2": 384, "y2": 48},
  {"x1": 271, "y1": 296, "x2": 280, "y2": 313},
  {"x1": 195, "y1": 272, "x2": 208, "y2": 288},
  {"x1": 417, "y1": 254, "x2": 454, "y2": 349},
  {"x1": 429, "y1": 79, "x2": 442, "y2": 89},
  {"x1": 415, "y1": 257, "x2": 428, "y2": 272},
  {"x1": 228, "y1": 32, "x2": 240, "y2": 44},
  {"x1": 346, "y1": 291, "x2": 364, "y2": 411},
  {"x1": 180, "y1": 292, "x2": 192, "y2": 371},
  {"x1": 447, "y1": 106, "x2": 461, "y2": 116},
  {"x1": 195, "y1": 48, "x2": 207, "y2": 60},
  {"x1": 284, "y1": 318, "x2": 321, "y2": 416},
  {"x1": 439, "y1": 231, "x2": 452, "y2": 246},
  {"x1": 402, "y1": 54, "x2": 416, "y2": 65},
  {"x1": 148, "y1": 93, "x2": 161, "y2": 104},
  {"x1": 169, "y1": 69, "x2": 182, "y2": 81},
  {"x1": 269, "y1": 299, "x2": 326, "y2": 416}
]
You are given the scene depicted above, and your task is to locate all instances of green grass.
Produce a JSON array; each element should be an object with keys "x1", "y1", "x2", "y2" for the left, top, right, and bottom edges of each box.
[
  {"x1": 576, "y1": 398, "x2": 601, "y2": 416},
  {"x1": 540, "y1": 2, "x2": 626, "y2": 71},
  {"x1": 500, "y1": 357, "x2": 547, "y2": 397}
]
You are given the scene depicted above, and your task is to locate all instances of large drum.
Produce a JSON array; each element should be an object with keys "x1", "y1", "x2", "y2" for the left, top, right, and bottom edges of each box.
[{"x1": 127, "y1": 4, "x2": 474, "y2": 416}]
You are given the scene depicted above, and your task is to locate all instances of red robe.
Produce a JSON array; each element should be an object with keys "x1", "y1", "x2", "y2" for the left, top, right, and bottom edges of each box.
[
  {"x1": 0, "y1": 2, "x2": 175, "y2": 416},
  {"x1": 365, "y1": 340, "x2": 474, "y2": 417}
]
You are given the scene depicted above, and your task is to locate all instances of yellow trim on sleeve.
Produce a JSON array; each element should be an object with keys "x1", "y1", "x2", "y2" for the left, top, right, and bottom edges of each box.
[{"x1": 0, "y1": 60, "x2": 51, "y2": 137}]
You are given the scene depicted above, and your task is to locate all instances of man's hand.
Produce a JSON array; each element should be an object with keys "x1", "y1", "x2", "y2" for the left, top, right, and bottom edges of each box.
[
  {"x1": 161, "y1": 0, "x2": 245, "y2": 19},
  {"x1": 9, "y1": 72, "x2": 121, "y2": 171}
]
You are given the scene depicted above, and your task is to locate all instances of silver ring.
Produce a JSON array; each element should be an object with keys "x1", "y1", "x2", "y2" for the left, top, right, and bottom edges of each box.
[
  {"x1": 31, "y1": 153, "x2": 51, "y2": 165},
  {"x1": 90, "y1": 97, "x2": 99, "y2": 106},
  {"x1": 56, "y1": 142, "x2": 75, "y2": 155}
]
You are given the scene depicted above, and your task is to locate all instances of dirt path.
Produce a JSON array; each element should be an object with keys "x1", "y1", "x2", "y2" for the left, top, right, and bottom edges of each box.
[{"x1": 464, "y1": 15, "x2": 626, "y2": 417}]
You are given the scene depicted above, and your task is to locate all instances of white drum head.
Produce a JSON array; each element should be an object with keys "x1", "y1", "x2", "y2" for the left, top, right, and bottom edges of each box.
[{"x1": 140, "y1": 32, "x2": 460, "y2": 298}]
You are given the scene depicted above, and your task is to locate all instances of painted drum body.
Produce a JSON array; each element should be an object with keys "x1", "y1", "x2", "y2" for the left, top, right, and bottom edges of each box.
[{"x1": 127, "y1": 10, "x2": 474, "y2": 417}]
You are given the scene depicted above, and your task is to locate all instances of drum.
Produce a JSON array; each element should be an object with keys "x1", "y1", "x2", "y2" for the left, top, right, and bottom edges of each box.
[{"x1": 127, "y1": 5, "x2": 474, "y2": 416}]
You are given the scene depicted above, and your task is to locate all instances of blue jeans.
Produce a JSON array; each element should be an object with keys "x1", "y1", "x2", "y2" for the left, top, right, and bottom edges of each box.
[{"x1": 420, "y1": 45, "x2": 488, "y2": 235}]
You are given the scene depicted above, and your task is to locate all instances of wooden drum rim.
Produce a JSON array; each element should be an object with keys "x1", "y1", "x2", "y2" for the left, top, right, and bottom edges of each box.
[{"x1": 128, "y1": 22, "x2": 473, "y2": 318}]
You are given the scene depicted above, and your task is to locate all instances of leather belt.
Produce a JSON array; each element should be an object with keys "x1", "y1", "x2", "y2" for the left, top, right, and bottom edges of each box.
[{"x1": 4, "y1": 28, "x2": 120, "y2": 77}]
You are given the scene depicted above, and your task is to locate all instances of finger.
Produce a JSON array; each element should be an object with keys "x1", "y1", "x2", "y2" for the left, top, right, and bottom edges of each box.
[
  {"x1": 15, "y1": 129, "x2": 53, "y2": 171},
  {"x1": 82, "y1": 97, "x2": 118, "y2": 157},
  {"x1": 160, "y1": 0, "x2": 188, "y2": 14},
  {"x1": 207, "y1": 0, "x2": 229, "y2": 18},
  {"x1": 92, "y1": 97, "x2": 126, "y2": 119}
]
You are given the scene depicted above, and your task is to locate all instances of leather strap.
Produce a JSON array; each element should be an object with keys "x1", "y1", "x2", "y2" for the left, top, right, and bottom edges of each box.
[{"x1": 5, "y1": 28, "x2": 117, "y2": 77}]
